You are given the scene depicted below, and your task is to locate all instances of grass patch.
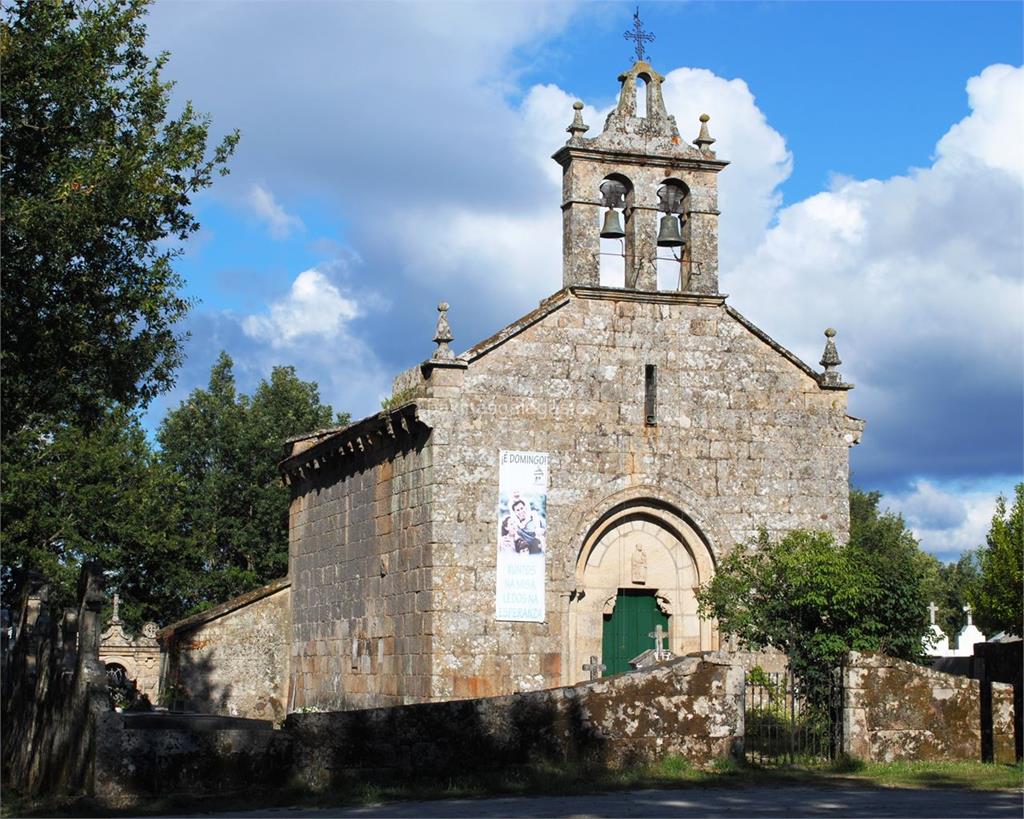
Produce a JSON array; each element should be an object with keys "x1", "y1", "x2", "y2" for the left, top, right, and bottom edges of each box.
[{"x1": 844, "y1": 759, "x2": 1024, "y2": 791}]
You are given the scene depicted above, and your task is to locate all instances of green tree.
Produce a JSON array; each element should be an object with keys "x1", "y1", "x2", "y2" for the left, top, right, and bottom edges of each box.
[
  {"x1": 157, "y1": 353, "x2": 345, "y2": 609},
  {"x1": 971, "y1": 483, "x2": 1023, "y2": 636},
  {"x1": 934, "y1": 551, "x2": 981, "y2": 640},
  {"x1": 1, "y1": 0, "x2": 238, "y2": 438},
  {"x1": 848, "y1": 488, "x2": 931, "y2": 660},
  {"x1": 698, "y1": 492, "x2": 932, "y2": 691},
  {"x1": 0, "y1": 409, "x2": 195, "y2": 625}
]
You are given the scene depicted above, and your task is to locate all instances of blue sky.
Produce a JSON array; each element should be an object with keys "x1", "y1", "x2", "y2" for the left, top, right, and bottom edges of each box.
[{"x1": 142, "y1": 1, "x2": 1023, "y2": 562}]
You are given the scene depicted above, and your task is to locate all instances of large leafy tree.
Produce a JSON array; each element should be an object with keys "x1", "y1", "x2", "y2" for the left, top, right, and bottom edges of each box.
[
  {"x1": 1, "y1": 0, "x2": 238, "y2": 437},
  {"x1": 697, "y1": 490, "x2": 931, "y2": 692},
  {"x1": 0, "y1": 0, "x2": 236, "y2": 610},
  {"x1": 157, "y1": 353, "x2": 345, "y2": 609},
  {"x1": 971, "y1": 483, "x2": 1023, "y2": 637}
]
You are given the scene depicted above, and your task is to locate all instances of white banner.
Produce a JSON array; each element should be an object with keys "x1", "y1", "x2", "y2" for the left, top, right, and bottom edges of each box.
[{"x1": 495, "y1": 450, "x2": 548, "y2": 622}]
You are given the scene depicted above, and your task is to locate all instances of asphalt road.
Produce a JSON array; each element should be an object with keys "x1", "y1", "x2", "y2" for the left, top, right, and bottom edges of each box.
[{"x1": 170, "y1": 785, "x2": 1024, "y2": 818}]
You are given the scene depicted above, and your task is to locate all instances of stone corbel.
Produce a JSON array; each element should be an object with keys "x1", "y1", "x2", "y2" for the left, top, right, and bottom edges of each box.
[
  {"x1": 655, "y1": 593, "x2": 674, "y2": 617},
  {"x1": 843, "y1": 415, "x2": 865, "y2": 448}
]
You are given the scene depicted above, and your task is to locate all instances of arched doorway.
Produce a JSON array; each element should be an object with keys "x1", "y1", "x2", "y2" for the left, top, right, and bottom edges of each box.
[{"x1": 566, "y1": 498, "x2": 717, "y2": 683}]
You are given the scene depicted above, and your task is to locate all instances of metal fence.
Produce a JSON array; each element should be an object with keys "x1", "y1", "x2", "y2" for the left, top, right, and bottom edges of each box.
[{"x1": 742, "y1": 669, "x2": 843, "y2": 766}]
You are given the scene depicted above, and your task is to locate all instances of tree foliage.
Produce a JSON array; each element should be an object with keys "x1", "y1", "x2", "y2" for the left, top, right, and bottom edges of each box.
[
  {"x1": 971, "y1": 483, "x2": 1023, "y2": 636},
  {"x1": 157, "y1": 353, "x2": 345, "y2": 608},
  {"x1": 0, "y1": 408, "x2": 192, "y2": 626},
  {"x1": 697, "y1": 489, "x2": 932, "y2": 691},
  {"x1": 0, "y1": 0, "x2": 238, "y2": 437},
  {"x1": 930, "y1": 551, "x2": 981, "y2": 641}
]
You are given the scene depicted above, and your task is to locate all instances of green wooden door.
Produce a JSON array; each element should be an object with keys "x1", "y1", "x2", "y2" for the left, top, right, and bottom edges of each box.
[{"x1": 601, "y1": 590, "x2": 669, "y2": 675}]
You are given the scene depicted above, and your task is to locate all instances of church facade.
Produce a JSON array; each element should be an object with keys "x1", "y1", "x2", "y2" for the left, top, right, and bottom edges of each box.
[{"x1": 279, "y1": 56, "x2": 864, "y2": 711}]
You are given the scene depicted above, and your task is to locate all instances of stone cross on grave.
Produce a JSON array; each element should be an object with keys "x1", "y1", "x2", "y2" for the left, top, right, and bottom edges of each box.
[
  {"x1": 928, "y1": 601, "x2": 939, "y2": 625},
  {"x1": 649, "y1": 624, "x2": 668, "y2": 660},
  {"x1": 583, "y1": 655, "x2": 606, "y2": 681},
  {"x1": 624, "y1": 7, "x2": 655, "y2": 62}
]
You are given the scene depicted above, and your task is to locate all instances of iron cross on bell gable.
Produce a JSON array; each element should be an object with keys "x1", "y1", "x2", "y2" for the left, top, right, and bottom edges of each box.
[{"x1": 624, "y1": 7, "x2": 655, "y2": 62}]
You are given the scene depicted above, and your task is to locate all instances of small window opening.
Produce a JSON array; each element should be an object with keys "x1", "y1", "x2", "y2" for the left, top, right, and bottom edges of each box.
[
  {"x1": 644, "y1": 364, "x2": 657, "y2": 426},
  {"x1": 635, "y1": 77, "x2": 647, "y2": 118}
]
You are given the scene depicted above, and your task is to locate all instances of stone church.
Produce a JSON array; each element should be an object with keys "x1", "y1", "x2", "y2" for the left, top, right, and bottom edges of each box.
[{"x1": 277, "y1": 54, "x2": 863, "y2": 712}]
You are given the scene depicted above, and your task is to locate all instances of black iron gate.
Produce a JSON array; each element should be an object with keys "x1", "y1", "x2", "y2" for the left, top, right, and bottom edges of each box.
[{"x1": 742, "y1": 668, "x2": 843, "y2": 766}]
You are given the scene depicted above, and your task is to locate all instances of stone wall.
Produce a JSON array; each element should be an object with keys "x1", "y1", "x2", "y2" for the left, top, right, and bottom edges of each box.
[
  {"x1": 286, "y1": 406, "x2": 435, "y2": 711},
  {"x1": 2, "y1": 565, "x2": 110, "y2": 799},
  {"x1": 843, "y1": 651, "x2": 1016, "y2": 764},
  {"x1": 93, "y1": 713, "x2": 292, "y2": 809},
  {"x1": 159, "y1": 579, "x2": 291, "y2": 722},
  {"x1": 287, "y1": 653, "x2": 743, "y2": 789}
]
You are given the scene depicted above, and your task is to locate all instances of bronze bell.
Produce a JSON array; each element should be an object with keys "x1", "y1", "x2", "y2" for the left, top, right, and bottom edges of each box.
[
  {"x1": 600, "y1": 208, "x2": 625, "y2": 239},
  {"x1": 656, "y1": 214, "x2": 683, "y2": 247}
]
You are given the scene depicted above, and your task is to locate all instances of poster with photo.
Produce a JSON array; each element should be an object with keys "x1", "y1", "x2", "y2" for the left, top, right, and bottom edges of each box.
[{"x1": 495, "y1": 450, "x2": 548, "y2": 622}]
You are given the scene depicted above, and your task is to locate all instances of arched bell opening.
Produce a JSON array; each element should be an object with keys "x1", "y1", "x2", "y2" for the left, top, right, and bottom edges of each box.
[
  {"x1": 565, "y1": 497, "x2": 718, "y2": 684},
  {"x1": 634, "y1": 75, "x2": 648, "y2": 118},
  {"x1": 598, "y1": 173, "x2": 633, "y2": 288},
  {"x1": 655, "y1": 178, "x2": 691, "y2": 291}
]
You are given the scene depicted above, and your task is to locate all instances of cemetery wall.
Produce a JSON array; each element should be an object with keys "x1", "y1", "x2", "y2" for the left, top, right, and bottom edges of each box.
[
  {"x1": 159, "y1": 579, "x2": 291, "y2": 722},
  {"x1": 2, "y1": 565, "x2": 110, "y2": 799},
  {"x1": 286, "y1": 412, "x2": 435, "y2": 711},
  {"x1": 843, "y1": 651, "x2": 1016, "y2": 764},
  {"x1": 286, "y1": 653, "x2": 744, "y2": 788},
  {"x1": 92, "y1": 712, "x2": 293, "y2": 809}
]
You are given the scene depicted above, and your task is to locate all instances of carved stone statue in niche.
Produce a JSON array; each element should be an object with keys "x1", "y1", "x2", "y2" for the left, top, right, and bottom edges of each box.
[{"x1": 631, "y1": 543, "x2": 647, "y2": 584}]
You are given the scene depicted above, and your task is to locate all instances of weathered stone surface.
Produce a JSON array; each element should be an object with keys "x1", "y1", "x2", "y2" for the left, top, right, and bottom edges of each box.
[
  {"x1": 285, "y1": 406, "x2": 434, "y2": 711},
  {"x1": 99, "y1": 597, "x2": 161, "y2": 703},
  {"x1": 286, "y1": 654, "x2": 744, "y2": 789},
  {"x1": 92, "y1": 712, "x2": 292, "y2": 809},
  {"x1": 159, "y1": 579, "x2": 290, "y2": 722},
  {"x1": 842, "y1": 651, "x2": 1016, "y2": 764}
]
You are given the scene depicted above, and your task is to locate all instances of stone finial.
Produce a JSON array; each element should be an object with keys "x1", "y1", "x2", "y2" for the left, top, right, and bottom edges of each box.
[
  {"x1": 566, "y1": 101, "x2": 589, "y2": 143},
  {"x1": 819, "y1": 327, "x2": 843, "y2": 386},
  {"x1": 111, "y1": 593, "x2": 121, "y2": 623},
  {"x1": 431, "y1": 302, "x2": 454, "y2": 362},
  {"x1": 693, "y1": 113, "x2": 716, "y2": 152},
  {"x1": 964, "y1": 604, "x2": 973, "y2": 627}
]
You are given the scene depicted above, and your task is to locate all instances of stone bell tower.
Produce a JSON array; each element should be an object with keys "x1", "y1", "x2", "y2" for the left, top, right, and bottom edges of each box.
[{"x1": 552, "y1": 19, "x2": 728, "y2": 294}]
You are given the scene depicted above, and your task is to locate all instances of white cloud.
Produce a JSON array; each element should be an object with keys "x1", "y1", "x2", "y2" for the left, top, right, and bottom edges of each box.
[
  {"x1": 881, "y1": 478, "x2": 1018, "y2": 558},
  {"x1": 725, "y1": 64, "x2": 1024, "y2": 484},
  {"x1": 935, "y1": 64, "x2": 1024, "y2": 180},
  {"x1": 242, "y1": 269, "x2": 359, "y2": 348},
  {"x1": 247, "y1": 182, "x2": 304, "y2": 240}
]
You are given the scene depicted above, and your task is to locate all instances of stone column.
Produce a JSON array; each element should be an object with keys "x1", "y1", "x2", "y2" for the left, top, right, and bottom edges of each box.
[
  {"x1": 684, "y1": 177, "x2": 720, "y2": 294},
  {"x1": 626, "y1": 206, "x2": 658, "y2": 290},
  {"x1": 562, "y1": 203, "x2": 600, "y2": 288}
]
